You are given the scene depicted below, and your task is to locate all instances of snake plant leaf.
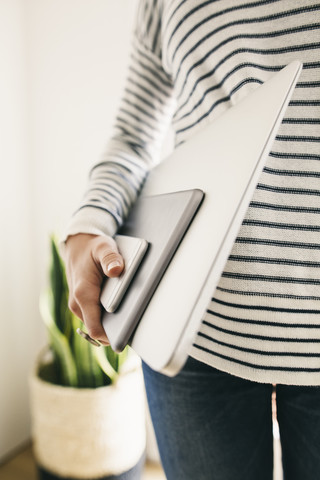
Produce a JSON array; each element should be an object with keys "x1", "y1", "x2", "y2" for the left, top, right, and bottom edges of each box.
[
  {"x1": 94, "y1": 346, "x2": 118, "y2": 383},
  {"x1": 117, "y1": 346, "x2": 129, "y2": 370},
  {"x1": 105, "y1": 346, "x2": 119, "y2": 372},
  {"x1": 50, "y1": 236, "x2": 72, "y2": 340},
  {"x1": 71, "y1": 315, "x2": 108, "y2": 387},
  {"x1": 39, "y1": 290, "x2": 78, "y2": 387},
  {"x1": 105, "y1": 345, "x2": 129, "y2": 372}
]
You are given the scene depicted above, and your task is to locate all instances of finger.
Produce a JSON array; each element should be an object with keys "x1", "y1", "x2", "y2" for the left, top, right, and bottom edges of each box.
[
  {"x1": 74, "y1": 280, "x2": 109, "y2": 345},
  {"x1": 68, "y1": 295, "x2": 83, "y2": 321},
  {"x1": 65, "y1": 263, "x2": 83, "y2": 320},
  {"x1": 93, "y1": 237, "x2": 124, "y2": 278},
  {"x1": 82, "y1": 302, "x2": 110, "y2": 346}
]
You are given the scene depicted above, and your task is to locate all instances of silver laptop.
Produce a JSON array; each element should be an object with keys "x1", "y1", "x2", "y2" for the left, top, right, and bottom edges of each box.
[
  {"x1": 102, "y1": 61, "x2": 302, "y2": 376},
  {"x1": 101, "y1": 189, "x2": 204, "y2": 352}
]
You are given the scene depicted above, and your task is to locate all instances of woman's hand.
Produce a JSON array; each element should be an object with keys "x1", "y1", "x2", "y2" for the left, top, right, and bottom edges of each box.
[{"x1": 64, "y1": 233, "x2": 124, "y2": 345}]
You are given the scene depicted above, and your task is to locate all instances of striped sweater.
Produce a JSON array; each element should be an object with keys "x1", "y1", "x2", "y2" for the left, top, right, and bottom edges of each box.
[{"x1": 66, "y1": 0, "x2": 320, "y2": 385}]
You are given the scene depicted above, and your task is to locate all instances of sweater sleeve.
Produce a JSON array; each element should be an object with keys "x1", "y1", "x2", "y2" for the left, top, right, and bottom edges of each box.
[{"x1": 63, "y1": 0, "x2": 175, "y2": 241}]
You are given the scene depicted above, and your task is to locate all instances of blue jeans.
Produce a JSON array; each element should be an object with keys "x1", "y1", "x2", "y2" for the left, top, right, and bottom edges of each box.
[{"x1": 143, "y1": 356, "x2": 320, "y2": 480}]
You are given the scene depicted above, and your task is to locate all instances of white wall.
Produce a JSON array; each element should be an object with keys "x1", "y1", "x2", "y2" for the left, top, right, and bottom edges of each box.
[
  {"x1": 0, "y1": 0, "x2": 139, "y2": 462},
  {"x1": 0, "y1": 0, "x2": 37, "y2": 461},
  {"x1": 27, "y1": 0, "x2": 139, "y2": 286}
]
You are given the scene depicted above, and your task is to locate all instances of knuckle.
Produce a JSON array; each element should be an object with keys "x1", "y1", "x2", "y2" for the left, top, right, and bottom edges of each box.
[
  {"x1": 95, "y1": 235, "x2": 116, "y2": 249},
  {"x1": 73, "y1": 283, "x2": 89, "y2": 303},
  {"x1": 68, "y1": 297, "x2": 78, "y2": 313},
  {"x1": 94, "y1": 238, "x2": 120, "y2": 262},
  {"x1": 87, "y1": 326, "x2": 103, "y2": 340}
]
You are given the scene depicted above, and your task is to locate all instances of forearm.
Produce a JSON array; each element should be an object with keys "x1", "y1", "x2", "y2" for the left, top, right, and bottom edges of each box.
[{"x1": 65, "y1": 41, "x2": 175, "y2": 241}]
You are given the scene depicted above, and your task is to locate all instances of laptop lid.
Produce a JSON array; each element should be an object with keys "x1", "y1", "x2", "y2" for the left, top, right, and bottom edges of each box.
[
  {"x1": 101, "y1": 189, "x2": 204, "y2": 351},
  {"x1": 103, "y1": 61, "x2": 302, "y2": 376}
]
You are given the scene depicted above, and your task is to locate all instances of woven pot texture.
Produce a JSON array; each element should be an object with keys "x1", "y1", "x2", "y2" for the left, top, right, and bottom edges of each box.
[{"x1": 30, "y1": 358, "x2": 146, "y2": 479}]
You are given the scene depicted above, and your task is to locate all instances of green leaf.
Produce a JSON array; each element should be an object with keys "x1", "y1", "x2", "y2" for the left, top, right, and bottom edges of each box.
[
  {"x1": 71, "y1": 317, "x2": 107, "y2": 387},
  {"x1": 39, "y1": 291, "x2": 78, "y2": 387},
  {"x1": 117, "y1": 346, "x2": 129, "y2": 371},
  {"x1": 49, "y1": 236, "x2": 72, "y2": 340},
  {"x1": 94, "y1": 346, "x2": 118, "y2": 383},
  {"x1": 105, "y1": 346, "x2": 119, "y2": 372}
]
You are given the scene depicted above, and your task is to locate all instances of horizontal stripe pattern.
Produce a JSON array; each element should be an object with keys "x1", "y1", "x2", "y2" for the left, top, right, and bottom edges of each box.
[
  {"x1": 75, "y1": 35, "x2": 175, "y2": 227},
  {"x1": 68, "y1": 0, "x2": 320, "y2": 384}
]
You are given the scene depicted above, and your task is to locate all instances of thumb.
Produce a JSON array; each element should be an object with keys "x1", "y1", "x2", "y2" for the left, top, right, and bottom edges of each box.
[
  {"x1": 94, "y1": 237, "x2": 125, "y2": 278},
  {"x1": 105, "y1": 255, "x2": 124, "y2": 277}
]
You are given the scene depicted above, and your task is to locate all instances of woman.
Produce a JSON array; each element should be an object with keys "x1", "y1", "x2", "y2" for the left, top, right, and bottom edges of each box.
[{"x1": 64, "y1": 1, "x2": 320, "y2": 479}]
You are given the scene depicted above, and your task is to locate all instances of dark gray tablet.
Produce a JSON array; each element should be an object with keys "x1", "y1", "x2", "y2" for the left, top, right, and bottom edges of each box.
[{"x1": 101, "y1": 189, "x2": 204, "y2": 352}]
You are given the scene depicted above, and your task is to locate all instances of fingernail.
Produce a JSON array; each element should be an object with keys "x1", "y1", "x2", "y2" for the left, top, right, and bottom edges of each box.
[{"x1": 107, "y1": 261, "x2": 122, "y2": 273}]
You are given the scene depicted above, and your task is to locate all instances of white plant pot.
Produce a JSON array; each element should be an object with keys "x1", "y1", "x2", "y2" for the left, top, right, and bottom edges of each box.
[{"x1": 30, "y1": 357, "x2": 146, "y2": 479}]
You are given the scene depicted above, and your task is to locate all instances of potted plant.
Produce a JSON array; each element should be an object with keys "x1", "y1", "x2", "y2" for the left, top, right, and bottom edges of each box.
[{"x1": 30, "y1": 237, "x2": 146, "y2": 480}]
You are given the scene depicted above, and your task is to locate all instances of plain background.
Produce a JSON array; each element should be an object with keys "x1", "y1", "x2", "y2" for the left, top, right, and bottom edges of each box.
[{"x1": 0, "y1": 0, "x2": 149, "y2": 461}]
